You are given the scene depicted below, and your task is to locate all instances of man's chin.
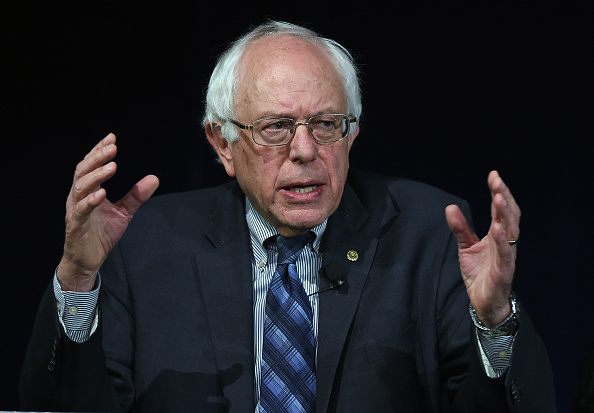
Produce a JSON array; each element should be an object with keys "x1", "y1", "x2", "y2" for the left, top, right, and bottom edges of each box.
[{"x1": 274, "y1": 211, "x2": 329, "y2": 237}]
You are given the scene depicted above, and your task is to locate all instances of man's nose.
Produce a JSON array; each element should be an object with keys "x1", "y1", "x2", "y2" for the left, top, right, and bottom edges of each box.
[{"x1": 288, "y1": 123, "x2": 317, "y2": 162}]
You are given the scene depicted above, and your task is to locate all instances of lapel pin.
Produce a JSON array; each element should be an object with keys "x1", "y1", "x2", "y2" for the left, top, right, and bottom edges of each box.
[{"x1": 346, "y1": 250, "x2": 359, "y2": 262}]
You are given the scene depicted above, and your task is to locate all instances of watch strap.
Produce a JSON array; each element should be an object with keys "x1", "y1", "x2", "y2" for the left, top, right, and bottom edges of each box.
[{"x1": 469, "y1": 292, "x2": 521, "y2": 338}]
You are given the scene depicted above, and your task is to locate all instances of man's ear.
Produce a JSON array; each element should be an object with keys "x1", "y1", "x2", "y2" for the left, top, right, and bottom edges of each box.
[{"x1": 205, "y1": 122, "x2": 236, "y2": 177}]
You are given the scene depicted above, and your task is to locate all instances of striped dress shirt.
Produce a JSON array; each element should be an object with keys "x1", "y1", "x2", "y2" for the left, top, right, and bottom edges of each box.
[{"x1": 245, "y1": 199, "x2": 326, "y2": 411}]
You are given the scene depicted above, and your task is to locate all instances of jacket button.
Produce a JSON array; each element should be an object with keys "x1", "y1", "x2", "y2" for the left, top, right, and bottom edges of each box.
[
  {"x1": 510, "y1": 379, "x2": 522, "y2": 404},
  {"x1": 48, "y1": 338, "x2": 59, "y2": 372}
]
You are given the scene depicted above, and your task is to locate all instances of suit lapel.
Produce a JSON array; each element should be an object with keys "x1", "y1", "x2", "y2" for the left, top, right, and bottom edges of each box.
[
  {"x1": 194, "y1": 184, "x2": 255, "y2": 409},
  {"x1": 316, "y1": 229, "x2": 377, "y2": 412},
  {"x1": 315, "y1": 177, "x2": 396, "y2": 412}
]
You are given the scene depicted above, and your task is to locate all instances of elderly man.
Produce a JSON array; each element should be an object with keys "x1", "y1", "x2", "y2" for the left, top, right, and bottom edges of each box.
[{"x1": 21, "y1": 21, "x2": 555, "y2": 412}]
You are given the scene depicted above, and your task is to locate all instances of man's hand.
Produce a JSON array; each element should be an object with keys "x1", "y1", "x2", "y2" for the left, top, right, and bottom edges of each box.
[
  {"x1": 57, "y1": 133, "x2": 160, "y2": 292},
  {"x1": 445, "y1": 170, "x2": 520, "y2": 327}
]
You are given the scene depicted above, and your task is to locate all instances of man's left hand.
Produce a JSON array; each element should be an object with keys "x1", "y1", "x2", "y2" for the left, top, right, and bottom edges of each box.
[{"x1": 445, "y1": 170, "x2": 521, "y2": 328}]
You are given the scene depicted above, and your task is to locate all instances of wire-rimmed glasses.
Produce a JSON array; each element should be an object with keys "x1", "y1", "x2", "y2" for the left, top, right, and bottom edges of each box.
[{"x1": 228, "y1": 114, "x2": 357, "y2": 147}]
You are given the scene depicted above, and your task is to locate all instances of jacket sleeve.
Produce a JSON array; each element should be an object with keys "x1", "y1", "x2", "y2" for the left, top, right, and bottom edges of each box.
[{"x1": 19, "y1": 281, "x2": 125, "y2": 412}]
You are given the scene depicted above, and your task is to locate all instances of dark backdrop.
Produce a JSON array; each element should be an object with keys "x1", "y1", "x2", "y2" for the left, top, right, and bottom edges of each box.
[{"x1": 3, "y1": 1, "x2": 592, "y2": 412}]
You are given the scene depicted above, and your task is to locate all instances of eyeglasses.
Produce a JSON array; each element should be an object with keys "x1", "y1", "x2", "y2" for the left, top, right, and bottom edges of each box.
[{"x1": 228, "y1": 114, "x2": 357, "y2": 147}]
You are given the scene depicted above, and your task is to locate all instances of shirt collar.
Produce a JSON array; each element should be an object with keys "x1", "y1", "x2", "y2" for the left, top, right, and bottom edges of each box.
[{"x1": 245, "y1": 197, "x2": 327, "y2": 253}]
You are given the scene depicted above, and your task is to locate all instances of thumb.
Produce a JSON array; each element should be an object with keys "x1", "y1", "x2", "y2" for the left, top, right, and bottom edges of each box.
[
  {"x1": 117, "y1": 175, "x2": 160, "y2": 216},
  {"x1": 445, "y1": 204, "x2": 479, "y2": 249}
]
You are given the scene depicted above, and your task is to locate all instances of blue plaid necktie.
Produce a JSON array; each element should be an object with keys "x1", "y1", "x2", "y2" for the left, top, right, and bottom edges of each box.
[{"x1": 260, "y1": 233, "x2": 316, "y2": 413}]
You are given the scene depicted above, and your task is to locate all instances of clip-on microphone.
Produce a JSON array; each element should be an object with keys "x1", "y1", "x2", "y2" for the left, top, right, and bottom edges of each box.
[{"x1": 308, "y1": 262, "x2": 347, "y2": 296}]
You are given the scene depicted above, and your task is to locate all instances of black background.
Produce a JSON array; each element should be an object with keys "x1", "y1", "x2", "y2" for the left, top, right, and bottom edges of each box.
[{"x1": 2, "y1": 1, "x2": 592, "y2": 411}]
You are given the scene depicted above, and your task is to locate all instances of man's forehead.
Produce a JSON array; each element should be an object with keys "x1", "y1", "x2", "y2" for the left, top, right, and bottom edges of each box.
[
  {"x1": 245, "y1": 34, "x2": 324, "y2": 55},
  {"x1": 236, "y1": 35, "x2": 345, "y2": 110},
  {"x1": 240, "y1": 35, "x2": 334, "y2": 77}
]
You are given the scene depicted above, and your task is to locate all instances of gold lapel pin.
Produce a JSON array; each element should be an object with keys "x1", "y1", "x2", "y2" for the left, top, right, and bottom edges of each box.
[{"x1": 346, "y1": 250, "x2": 359, "y2": 262}]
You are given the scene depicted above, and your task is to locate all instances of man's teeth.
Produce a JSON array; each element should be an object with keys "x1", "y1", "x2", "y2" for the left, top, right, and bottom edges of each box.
[{"x1": 289, "y1": 185, "x2": 318, "y2": 194}]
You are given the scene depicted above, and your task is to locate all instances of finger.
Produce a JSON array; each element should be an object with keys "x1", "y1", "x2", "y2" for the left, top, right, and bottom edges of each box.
[
  {"x1": 70, "y1": 187, "x2": 108, "y2": 225},
  {"x1": 492, "y1": 192, "x2": 521, "y2": 242},
  {"x1": 488, "y1": 171, "x2": 520, "y2": 219},
  {"x1": 490, "y1": 221, "x2": 517, "y2": 278},
  {"x1": 74, "y1": 134, "x2": 118, "y2": 183},
  {"x1": 69, "y1": 161, "x2": 118, "y2": 206},
  {"x1": 82, "y1": 133, "x2": 116, "y2": 161},
  {"x1": 445, "y1": 204, "x2": 480, "y2": 249},
  {"x1": 116, "y1": 175, "x2": 160, "y2": 216},
  {"x1": 488, "y1": 171, "x2": 521, "y2": 242}
]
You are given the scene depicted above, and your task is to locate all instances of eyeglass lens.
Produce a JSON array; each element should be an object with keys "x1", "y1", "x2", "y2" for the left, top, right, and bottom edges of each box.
[{"x1": 253, "y1": 114, "x2": 348, "y2": 145}]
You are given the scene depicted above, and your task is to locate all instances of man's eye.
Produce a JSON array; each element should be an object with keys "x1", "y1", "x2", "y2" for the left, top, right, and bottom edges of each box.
[
  {"x1": 266, "y1": 120, "x2": 290, "y2": 130},
  {"x1": 312, "y1": 117, "x2": 339, "y2": 131},
  {"x1": 263, "y1": 120, "x2": 291, "y2": 131},
  {"x1": 315, "y1": 120, "x2": 335, "y2": 129}
]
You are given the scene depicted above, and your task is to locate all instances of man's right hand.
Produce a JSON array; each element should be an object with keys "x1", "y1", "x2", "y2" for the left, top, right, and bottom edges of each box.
[{"x1": 56, "y1": 133, "x2": 160, "y2": 292}]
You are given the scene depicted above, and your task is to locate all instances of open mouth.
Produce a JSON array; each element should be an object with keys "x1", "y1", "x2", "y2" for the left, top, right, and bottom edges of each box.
[{"x1": 288, "y1": 185, "x2": 318, "y2": 194}]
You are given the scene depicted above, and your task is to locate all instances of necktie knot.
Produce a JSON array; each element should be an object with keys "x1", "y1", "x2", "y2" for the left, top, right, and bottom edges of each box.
[{"x1": 271, "y1": 232, "x2": 313, "y2": 265}]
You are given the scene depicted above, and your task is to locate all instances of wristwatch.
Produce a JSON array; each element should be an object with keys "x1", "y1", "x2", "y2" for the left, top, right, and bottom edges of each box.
[{"x1": 469, "y1": 292, "x2": 520, "y2": 337}]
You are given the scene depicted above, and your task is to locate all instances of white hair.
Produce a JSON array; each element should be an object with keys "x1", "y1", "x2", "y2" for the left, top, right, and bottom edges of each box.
[{"x1": 202, "y1": 21, "x2": 362, "y2": 142}]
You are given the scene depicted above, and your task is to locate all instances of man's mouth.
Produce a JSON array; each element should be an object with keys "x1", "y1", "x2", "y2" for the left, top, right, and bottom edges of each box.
[{"x1": 288, "y1": 185, "x2": 318, "y2": 194}]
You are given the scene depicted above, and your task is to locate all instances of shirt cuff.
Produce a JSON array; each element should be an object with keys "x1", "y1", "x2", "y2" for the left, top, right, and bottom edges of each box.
[
  {"x1": 475, "y1": 328, "x2": 515, "y2": 378},
  {"x1": 53, "y1": 272, "x2": 100, "y2": 343}
]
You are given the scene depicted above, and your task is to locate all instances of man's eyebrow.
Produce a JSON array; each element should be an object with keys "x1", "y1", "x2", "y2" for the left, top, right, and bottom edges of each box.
[{"x1": 254, "y1": 109, "x2": 346, "y2": 119}]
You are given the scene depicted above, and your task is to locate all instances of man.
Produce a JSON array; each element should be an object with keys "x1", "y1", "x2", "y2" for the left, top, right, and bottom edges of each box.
[{"x1": 20, "y1": 21, "x2": 555, "y2": 412}]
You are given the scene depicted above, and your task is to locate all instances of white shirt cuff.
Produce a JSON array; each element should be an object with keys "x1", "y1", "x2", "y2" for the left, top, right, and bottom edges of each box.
[{"x1": 53, "y1": 272, "x2": 100, "y2": 343}]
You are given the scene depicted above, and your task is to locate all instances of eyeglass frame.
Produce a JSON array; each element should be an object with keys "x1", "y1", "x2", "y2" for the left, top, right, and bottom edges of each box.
[{"x1": 227, "y1": 114, "x2": 358, "y2": 147}]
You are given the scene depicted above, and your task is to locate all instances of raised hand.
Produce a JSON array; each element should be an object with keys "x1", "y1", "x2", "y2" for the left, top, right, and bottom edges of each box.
[
  {"x1": 445, "y1": 171, "x2": 520, "y2": 327},
  {"x1": 57, "y1": 133, "x2": 160, "y2": 292}
]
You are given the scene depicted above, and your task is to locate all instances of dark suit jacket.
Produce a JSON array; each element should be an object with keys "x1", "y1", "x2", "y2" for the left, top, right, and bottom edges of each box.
[{"x1": 20, "y1": 170, "x2": 556, "y2": 412}]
